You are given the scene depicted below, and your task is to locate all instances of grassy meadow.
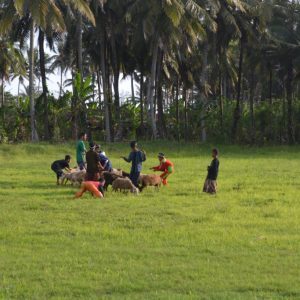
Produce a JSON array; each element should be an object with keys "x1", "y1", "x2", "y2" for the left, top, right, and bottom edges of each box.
[{"x1": 0, "y1": 142, "x2": 300, "y2": 300}]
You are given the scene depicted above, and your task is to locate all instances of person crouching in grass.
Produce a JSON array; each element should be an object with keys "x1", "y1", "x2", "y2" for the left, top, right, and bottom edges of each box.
[
  {"x1": 51, "y1": 155, "x2": 71, "y2": 185},
  {"x1": 203, "y1": 148, "x2": 219, "y2": 194},
  {"x1": 150, "y1": 153, "x2": 174, "y2": 185},
  {"x1": 75, "y1": 178, "x2": 105, "y2": 199}
]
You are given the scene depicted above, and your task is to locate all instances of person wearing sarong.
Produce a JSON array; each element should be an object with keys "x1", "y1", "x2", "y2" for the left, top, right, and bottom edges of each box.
[{"x1": 203, "y1": 148, "x2": 219, "y2": 194}]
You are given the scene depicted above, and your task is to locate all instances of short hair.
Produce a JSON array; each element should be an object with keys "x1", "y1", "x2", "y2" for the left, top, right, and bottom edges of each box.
[
  {"x1": 212, "y1": 148, "x2": 219, "y2": 155},
  {"x1": 78, "y1": 132, "x2": 86, "y2": 139},
  {"x1": 130, "y1": 141, "x2": 137, "y2": 148},
  {"x1": 158, "y1": 152, "x2": 165, "y2": 158},
  {"x1": 65, "y1": 155, "x2": 71, "y2": 161}
]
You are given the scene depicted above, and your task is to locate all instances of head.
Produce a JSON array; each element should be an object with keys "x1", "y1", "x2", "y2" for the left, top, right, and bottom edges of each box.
[
  {"x1": 130, "y1": 186, "x2": 139, "y2": 194},
  {"x1": 89, "y1": 142, "x2": 95, "y2": 151},
  {"x1": 212, "y1": 148, "x2": 219, "y2": 158},
  {"x1": 95, "y1": 144, "x2": 100, "y2": 153},
  {"x1": 130, "y1": 140, "x2": 138, "y2": 150},
  {"x1": 65, "y1": 155, "x2": 71, "y2": 164},
  {"x1": 158, "y1": 152, "x2": 165, "y2": 162},
  {"x1": 79, "y1": 132, "x2": 87, "y2": 141}
]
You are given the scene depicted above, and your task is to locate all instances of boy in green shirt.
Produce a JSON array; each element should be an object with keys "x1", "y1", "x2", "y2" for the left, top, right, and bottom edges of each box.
[{"x1": 76, "y1": 132, "x2": 87, "y2": 170}]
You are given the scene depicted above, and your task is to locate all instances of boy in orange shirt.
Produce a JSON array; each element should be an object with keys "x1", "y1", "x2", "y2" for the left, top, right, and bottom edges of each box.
[
  {"x1": 75, "y1": 178, "x2": 105, "y2": 199},
  {"x1": 150, "y1": 153, "x2": 174, "y2": 185}
]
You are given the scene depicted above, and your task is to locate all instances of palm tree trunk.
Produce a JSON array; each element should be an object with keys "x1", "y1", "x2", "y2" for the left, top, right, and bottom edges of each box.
[
  {"x1": 29, "y1": 19, "x2": 38, "y2": 142},
  {"x1": 100, "y1": 24, "x2": 111, "y2": 143},
  {"x1": 109, "y1": 22, "x2": 120, "y2": 120},
  {"x1": 232, "y1": 35, "x2": 245, "y2": 142},
  {"x1": 38, "y1": 29, "x2": 49, "y2": 140},
  {"x1": 1, "y1": 76, "x2": 4, "y2": 108},
  {"x1": 219, "y1": 70, "x2": 224, "y2": 129},
  {"x1": 97, "y1": 69, "x2": 102, "y2": 106},
  {"x1": 59, "y1": 67, "x2": 63, "y2": 98},
  {"x1": 71, "y1": 71, "x2": 78, "y2": 139},
  {"x1": 139, "y1": 70, "x2": 144, "y2": 130},
  {"x1": 199, "y1": 43, "x2": 209, "y2": 143},
  {"x1": 131, "y1": 74, "x2": 135, "y2": 104},
  {"x1": 146, "y1": 35, "x2": 159, "y2": 139},
  {"x1": 76, "y1": 13, "x2": 83, "y2": 76},
  {"x1": 249, "y1": 67, "x2": 255, "y2": 144},
  {"x1": 156, "y1": 49, "x2": 166, "y2": 138},
  {"x1": 286, "y1": 60, "x2": 294, "y2": 145},
  {"x1": 269, "y1": 64, "x2": 273, "y2": 105},
  {"x1": 175, "y1": 79, "x2": 180, "y2": 142},
  {"x1": 183, "y1": 86, "x2": 188, "y2": 141}
]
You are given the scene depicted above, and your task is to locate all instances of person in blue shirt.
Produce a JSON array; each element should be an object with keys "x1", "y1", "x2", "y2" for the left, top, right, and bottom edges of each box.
[
  {"x1": 95, "y1": 145, "x2": 113, "y2": 172},
  {"x1": 122, "y1": 141, "x2": 146, "y2": 187}
]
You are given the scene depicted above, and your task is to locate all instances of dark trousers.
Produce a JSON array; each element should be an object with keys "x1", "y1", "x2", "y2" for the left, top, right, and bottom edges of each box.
[
  {"x1": 85, "y1": 172, "x2": 100, "y2": 181},
  {"x1": 51, "y1": 164, "x2": 63, "y2": 180},
  {"x1": 130, "y1": 171, "x2": 140, "y2": 188}
]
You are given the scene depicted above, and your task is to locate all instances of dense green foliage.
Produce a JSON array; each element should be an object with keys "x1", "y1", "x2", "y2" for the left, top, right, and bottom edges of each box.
[
  {"x1": 0, "y1": 143, "x2": 300, "y2": 299},
  {"x1": 0, "y1": 0, "x2": 300, "y2": 144}
]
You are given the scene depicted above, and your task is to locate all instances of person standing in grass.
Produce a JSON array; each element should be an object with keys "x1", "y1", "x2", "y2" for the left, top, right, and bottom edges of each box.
[
  {"x1": 86, "y1": 142, "x2": 102, "y2": 181},
  {"x1": 203, "y1": 148, "x2": 220, "y2": 194},
  {"x1": 122, "y1": 141, "x2": 146, "y2": 188},
  {"x1": 76, "y1": 132, "x2": 87, "y2": 170},
  {"x1": 150, "y1": 153, "x2": 174, "y2": 185},
  {"x1": 51, "y1": 155, "x2": 71, "y2": 185}
]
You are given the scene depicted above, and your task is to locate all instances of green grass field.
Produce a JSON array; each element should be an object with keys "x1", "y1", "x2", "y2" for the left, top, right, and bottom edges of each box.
[{"x1": 0, "y1": 142, "x2": 300, "y2": 300}]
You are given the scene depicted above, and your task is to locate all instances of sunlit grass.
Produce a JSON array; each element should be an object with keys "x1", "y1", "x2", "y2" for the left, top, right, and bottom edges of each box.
[{"x1": 0, "y1": 142, "x2": 299, "y2": 299}]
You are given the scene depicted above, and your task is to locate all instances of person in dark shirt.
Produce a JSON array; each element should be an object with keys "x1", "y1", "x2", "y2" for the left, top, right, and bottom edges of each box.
[
  {"x1": 95, "y1": 145, "x2": 113, "y2": 172},
  {"x1": 86, "y1": 142, "x2": 102, "y2": 181},
  {"x1": 203, "y1": 148, "x2": 220, "y2": 194},
  {"x1": 51, "y1": 155, "x2": 71, "y2": 185},
  {"x1": 122, "y1": 141, "x2": 146, "y2": 187}
]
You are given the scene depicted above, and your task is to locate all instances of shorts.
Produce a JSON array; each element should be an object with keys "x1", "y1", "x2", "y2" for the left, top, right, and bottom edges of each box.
[{"x1": 51, "y1": 164, "x2": 63, "y2": 180}]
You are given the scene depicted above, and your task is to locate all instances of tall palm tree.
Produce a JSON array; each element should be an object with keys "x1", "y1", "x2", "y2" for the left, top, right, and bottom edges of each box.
[
  {"x1": 0, "y1": 0, "x2": 95, "y2": 141},
  {"x1": 0, "y1": 39, "x2": 26, "y2": 108}
]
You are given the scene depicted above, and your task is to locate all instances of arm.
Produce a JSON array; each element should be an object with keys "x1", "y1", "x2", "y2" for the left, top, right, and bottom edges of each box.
[
  {"x1": 141, "y1": 150, "x2": 146, "y2": 162},
  {"x1": 150, "y1": 165, "x2": 161, "y2": 171},
  {"x1": 103, "y1": 159, "x2": 108, "y2": 168},
  {"x1": 122, "y1": 152, "x2": 132, "y2": 163}
]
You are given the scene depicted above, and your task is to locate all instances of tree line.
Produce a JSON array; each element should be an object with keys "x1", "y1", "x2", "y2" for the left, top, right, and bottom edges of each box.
[{"x1": 0, "y1": 0, "x2": 300, "y2": 144}]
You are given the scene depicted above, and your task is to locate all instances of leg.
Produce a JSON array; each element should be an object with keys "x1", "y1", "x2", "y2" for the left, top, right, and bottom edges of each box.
[
  {"x1": 75, "y1": 183, "x2": 88, "y2": 198},
  {"x1": 56, "y1": 170, "x2": 63, "y2": 185},
  {"x1": 130, "y1": 172, "x2": 140, "y2": 188},
  {"x1": 160, "y1": 171, "x2": 170, "y2": 185},
  {"x1": 84, "y1": 182, "x2": 103, "y2": 198},
  {"x1": 78, "y1": 161, "x2": 85, "y2": 171}
]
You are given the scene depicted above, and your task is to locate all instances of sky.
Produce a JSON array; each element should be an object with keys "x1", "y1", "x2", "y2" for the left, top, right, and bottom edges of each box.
[
  {"x1": 7, "y1": 39, "x2": 134, "y2": 99},
  {"x1": 8, "y1": 70, "x2": 134, "y2": 99}
]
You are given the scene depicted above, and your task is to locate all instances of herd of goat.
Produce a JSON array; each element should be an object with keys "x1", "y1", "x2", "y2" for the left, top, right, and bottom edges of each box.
[{"x1": 60, "y1": 168, "x2": 162, "y2": 194}]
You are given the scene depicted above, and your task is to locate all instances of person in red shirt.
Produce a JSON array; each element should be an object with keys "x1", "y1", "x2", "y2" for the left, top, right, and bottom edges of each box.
[
  {"x1": 150, "y1": 153, "x2": 174, "y2": 185},
  {"x1": 75, "y1": 178, "x2": 105, "y2": 199}
]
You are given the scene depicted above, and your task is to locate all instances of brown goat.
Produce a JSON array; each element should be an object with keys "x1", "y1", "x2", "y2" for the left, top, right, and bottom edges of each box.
[{"x1": 138, "y1": 174, "x2": 162, "y2": 191}]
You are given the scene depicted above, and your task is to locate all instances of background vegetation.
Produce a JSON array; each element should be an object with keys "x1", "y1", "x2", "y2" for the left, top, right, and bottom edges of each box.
[
  {"x1": 1, "y1": 0, "x2": 300, "y2": 145},
  {"x1": 0, "y1": 142, "x2": 300, "y2": 299}
]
